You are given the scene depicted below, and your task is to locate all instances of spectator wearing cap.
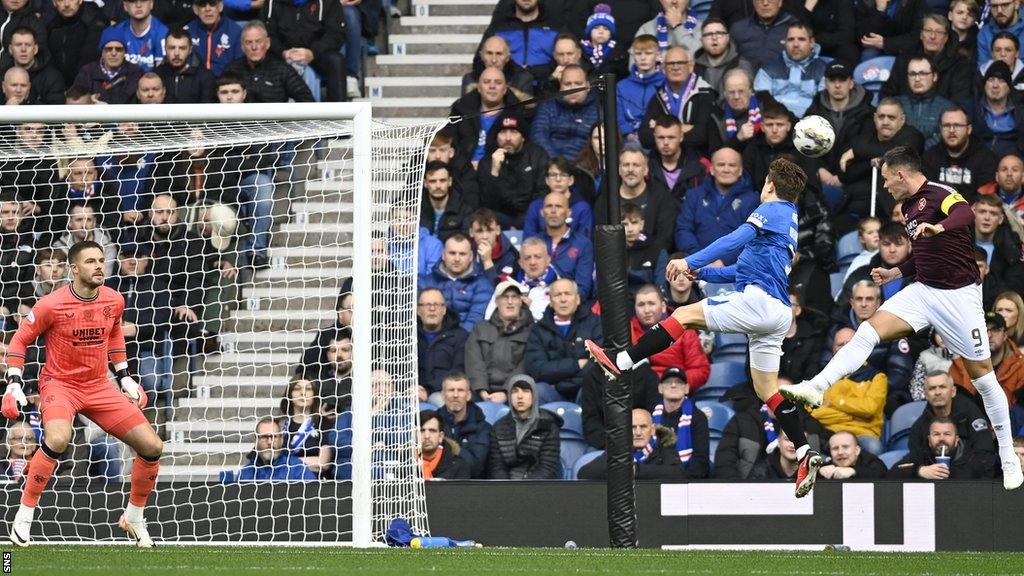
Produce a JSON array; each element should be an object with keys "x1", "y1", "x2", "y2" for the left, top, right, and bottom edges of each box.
[
  {"x1": 524, "y1": 278, "x2": 602, "y2": 403},
  {"x1": 692, "y1": 17, "x2": 754, "y2": 99},
  {"x1": 419, "y1": 410, "x2": 471, "y2": 480},
  {"x1": 922, "y1": 106, "x2": 997, "y2": 202},
  {"x1": 806, "y1": 62, "x2": 875, "y2": 190},
  {"x1": 46, "y1": 0, "x2": 106, "y2": 88},
  {"x1": 969, "y1": 60, "x2": 1023, "y2": 158},
  {"x1": 908, "y1": 370, "x2": 994, "y2": 458},
  {"x1": 477, "y1": 0, "x2": 559, "y2": 85},
  {"x1": 952, "y1": 312, "x2": 1024, "y2": 407},
  {"x1": 103, "y1": 0, "x2": 169, "y2": 72},
  {"x1": 729, "y1": 0, "x2": 798, "y2": 70},
  {"x1": 531, "y1": 191, "x2": 594, "y2": 299},
  {"x1": 819, "y1": 431, "x2": 887, "y2": 480},
  {"x1": 478, "y1": 112, "x2": 550, "y2": 230},
  {"x1": 186, "y1": 0, "x2": 243, "y2": 77},
  {"x1": 578, "y1": 407, "x2": 689, "y2": 480},
  {"x1": 420, "y1": 161, "x2": 472, "y2": 242},
  {"x1": 462, "y1": 35, "x2": 535, "y2": 97},
  {"x1": 753, "y1": 21, "x2": 827, "y2": 117},
  {"x1": 654, "y1": 367, "x2": 711, "y2": 478},
  {"x1": 881, "y1": 13, "x2": 973, "y2": 106},
  {"x1": 530, "y1": 65, "x2": 600, "y2": 161},
  {"x1": 416, "y1": 287, "x2": 470, "y2": 404},
  {"x1": 635, "y1": 0, "x2": 702, "y2": 59},
  {"x1": 73, "y1": 27, "x2": 143, "y2": 104},
  {"x1": 467, "y1": 280, "x2": 535, "y2": 402},
  {"x1": 580, "y1": 4, "x2": 619, "y2": 75},
  {"x1": 976, "y1": 0, "x2": 1024, "y2": 64},
  {"x1": 979, "y1": 32, "x2": 1024, "y2": 94},
  {"x1": 450, "y1": 66, "x2": 520, "y2": 166},
  {"x1": 487, "y1": 374, "x2": 562, "y2": 479},
  {"x1": 896, "y1": 55, "x2": 954, "y2": 148},
  {"x1": 106, "y1": 241, "x2": 173, "y2": 413},
  {"x1": 810, "y1": 327, "x2": 888, "y2": 454},
  {"x1": 638, "y1": 50, "x2": 716, "y2": 156},
  {"x1": 260, "y1": 0, "x2": 345, "y2": 102},
  {"x1": 630, "y1": 283, "x2": 710, "y2": 387},
  {"x1": 155, "y1": 28, "x2": 215, "y2": 103}
]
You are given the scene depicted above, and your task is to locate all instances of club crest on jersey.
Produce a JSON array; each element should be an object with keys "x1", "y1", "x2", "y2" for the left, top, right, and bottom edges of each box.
[
  {"x1": 103, "y1": 305, "x2": 114, "y2": 318},
  {"x1": 84, "y1": 310, "x2": 94, "y2": 320},
  {"x1": 918, "y1": 198, "x2": 926, "y2": 211}
]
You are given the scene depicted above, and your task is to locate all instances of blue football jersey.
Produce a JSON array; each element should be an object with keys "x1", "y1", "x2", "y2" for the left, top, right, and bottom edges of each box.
[{"x1": 734, "y1": 201, "x2": 798, "y2": 305}]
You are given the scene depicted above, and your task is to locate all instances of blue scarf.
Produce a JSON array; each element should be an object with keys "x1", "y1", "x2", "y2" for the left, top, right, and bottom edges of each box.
[
  {"x1": 652, "y1": 399, "x2": 693, "y2": 464},
  {"x1": 759, "y1": 405, "x2": 779, "y2": 454},
  {"x1": 513, "y1": 265, "x2": 559, "y2": 288},
  {"x1": 285, "y1": 416, "x2": 316, "y2": 454},
  {"x1": 655, "y1": 11, "x2": 698, "y2": 53},
  {"x1": 659, "y1": 73, "x2": 698, "y2": 119},
  {"x1": 725, "y1": 93, "x2": 762, "y2": 138},
  {"x1": 581, "y1": 39, "x2": 616, "y2": 69},
  {"x1": 633, "y1": 435, "x2": 658, "y2": 463}
]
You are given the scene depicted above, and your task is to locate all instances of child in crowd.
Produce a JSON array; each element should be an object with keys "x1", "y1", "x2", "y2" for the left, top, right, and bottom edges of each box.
[
  {"x1": 581, "y1": 4, "x2": 617, "y2": 71},
  {"x1": 842, "y1": 217, "x2": 880, "y2": 283},
  {"x1": 622, "y1": 202, "x2": 667, "y2": 296}
]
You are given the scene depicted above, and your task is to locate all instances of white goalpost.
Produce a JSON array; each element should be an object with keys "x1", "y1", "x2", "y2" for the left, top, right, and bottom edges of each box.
[{"x1": 0, "y1": 103, "x2": 443, "y2": 545}]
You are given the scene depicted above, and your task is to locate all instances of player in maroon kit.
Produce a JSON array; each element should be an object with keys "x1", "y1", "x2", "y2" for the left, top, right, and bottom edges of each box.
[
  {"x1": 781, "y1": 147, "x2": 1024, "y2": 490},
  {"x1": 2, "y1": 241, "x2": 164, "y2": 546}
]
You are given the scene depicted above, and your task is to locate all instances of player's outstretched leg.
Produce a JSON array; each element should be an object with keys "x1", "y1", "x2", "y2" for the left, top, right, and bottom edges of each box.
[
  {"x1": 117, "y1": 424, "x2": 163, "y2": 547},
  {"x1": 967, "y1": 368, "x2": 1023, "y2": 490},
  {"x1": 781, "y1": 319, "x2": 887, "y2": 407},
  {"x1": 753, "y1": 369, "x2": 821, "y2": 498},
  {"x1": 586, "y1": 303, "x2": 704, "y2": 379}
]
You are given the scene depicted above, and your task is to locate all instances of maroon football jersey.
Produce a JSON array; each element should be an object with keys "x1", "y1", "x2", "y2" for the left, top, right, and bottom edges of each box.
[{"x1": 902, "y1": 181, "x2": 979, "y2": 290}]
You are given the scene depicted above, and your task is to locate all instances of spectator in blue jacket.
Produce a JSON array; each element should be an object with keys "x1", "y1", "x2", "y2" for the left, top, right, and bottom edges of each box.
[
  {"x1": 416, "y1": 288, "x2": 469, "y2": 404},
  {"x1": 532, "y1": 191, "x2": 595, "y2": 299},
  {"x1": 389, "y1": 205, "x2": 442, "y2": 278},
  {"x1": 674, "y1": 147, "x2": 758, "y2": 261},
  {"x1": 617, "y1": 34, "x2": 665, "y2": 140},
  {"x1": 524, "y1": 278, "x2": 603, "y2": 403},
  {"x1": 479, "y1": 0, "x2": 559, "y2": 83},
  {"x1": 753, "y1": 22, "x2": 827, "y2": 117},
  {"x1": 104, "y1": 0, "x2": 168, "y2": 72},
  {"x1": 436, "y1": 372, "x2": 492, "y2": 477},
  {"x1": 531, "y1": 65, "x2": 600, "y2": 159},
  {"x1": 523, "y1": 157, "x2": 594, "y2": 241},
  {"x1": 419, "y1": 233, "x2": 494, "y2": 332},
  {"x1": 187, "y1": 0, "x2": 243, "y2": 77},
  {"x1": 729, "y1": 0, "x2": 798, "y2": 70},
  {"x1": 977, "y1": 0, "x2": 1024, "y2": 63},
  {"x1": 969, "y1": 60, "x2": 1024, "y2": 158},
  {"x1": 237, "y1": 417, "x2": 317, "y2": 481}
]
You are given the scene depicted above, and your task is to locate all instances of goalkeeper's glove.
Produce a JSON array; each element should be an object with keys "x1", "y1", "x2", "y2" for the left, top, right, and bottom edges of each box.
[
  {"x1": 2, "y1": 371, "x2": 27, "y2": 419},
  {"x1": 116, "y1": 366, "x2": 147, "y2": 409}
]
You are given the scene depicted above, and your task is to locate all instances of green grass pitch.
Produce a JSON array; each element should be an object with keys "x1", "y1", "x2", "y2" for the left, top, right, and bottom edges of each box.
[{"x1": 6, "y1": 546, "x2": 1024, "y2": 575}]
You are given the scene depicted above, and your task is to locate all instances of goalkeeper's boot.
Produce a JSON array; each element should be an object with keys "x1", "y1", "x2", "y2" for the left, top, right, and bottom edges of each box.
[
  {"x1": 1001, "y1": 450, "x2": 1024, "y2": 490},
  {"x1": 9, "y1": 506, "x2": 33, "y2": 547},
  {"x1": 795, "y1": 450, "x2": 823, "y2": 499},
  {"x1": 119, "y1": 513, "x2": 154, "y2": 548},
  {"x1": 779, "y1": 379, "x2": 828, "y2": 408},
  {"x1": 584, "y1": 340, "x2": 620, "y2": 379}
]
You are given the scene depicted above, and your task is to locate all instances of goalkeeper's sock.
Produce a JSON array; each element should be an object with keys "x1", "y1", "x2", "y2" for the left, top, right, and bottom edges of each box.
[
  {"x1": 621, "y1": 317, "x2": 686, "y2": 369},
  {"x1": 21, "y1": 443, "x2": 60, "y2": 507},
  {"x1": 811, "y1": 321, "x2": 880, "y2": 389},
  {"x1": 129, "y1": 452, "x2": 161, "y2": 508}
]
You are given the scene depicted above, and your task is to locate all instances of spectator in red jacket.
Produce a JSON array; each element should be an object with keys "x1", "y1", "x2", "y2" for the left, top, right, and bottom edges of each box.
[{"x1": 629, "y1": 283, "x2": 710, "y2": 390}]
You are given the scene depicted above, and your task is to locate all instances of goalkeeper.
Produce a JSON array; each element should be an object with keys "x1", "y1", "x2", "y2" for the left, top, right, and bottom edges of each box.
[{"x1": 3, "y1": 241, "x2": 162, "y2": 547}]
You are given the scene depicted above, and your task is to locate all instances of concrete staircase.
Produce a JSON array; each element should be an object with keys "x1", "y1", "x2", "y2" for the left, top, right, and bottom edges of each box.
[{"x1": 159, "y1": 0, "x2": 490, "y2": 482}]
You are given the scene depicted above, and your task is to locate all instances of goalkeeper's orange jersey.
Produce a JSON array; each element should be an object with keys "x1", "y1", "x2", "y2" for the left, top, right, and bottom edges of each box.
[{"x1": 8, "y1": 285, "x2": 127, "y2": 386}]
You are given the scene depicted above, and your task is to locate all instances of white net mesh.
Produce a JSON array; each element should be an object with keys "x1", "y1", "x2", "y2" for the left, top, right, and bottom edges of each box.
[{"x1": 0, "y1": 109, "x2": 442, "y2": 544}]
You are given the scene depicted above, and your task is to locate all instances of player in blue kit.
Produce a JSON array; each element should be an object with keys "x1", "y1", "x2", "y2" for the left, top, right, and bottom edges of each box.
[{"x1": 586, "y1": 157, "x2": 823, "y2": 497}]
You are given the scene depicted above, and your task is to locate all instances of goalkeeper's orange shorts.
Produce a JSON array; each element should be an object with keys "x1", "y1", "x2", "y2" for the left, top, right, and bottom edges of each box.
[{"x1": 39, "y1": 376, "x2": 148, "y2": 439}]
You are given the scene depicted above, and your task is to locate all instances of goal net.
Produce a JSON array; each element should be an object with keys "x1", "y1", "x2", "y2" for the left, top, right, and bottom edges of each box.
[{"x1": 0, "y1": 104, "x2": 443, "y2": 545}]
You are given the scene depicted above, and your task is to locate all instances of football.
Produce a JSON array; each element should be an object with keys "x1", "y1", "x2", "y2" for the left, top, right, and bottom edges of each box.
[{"x1": 792, "y1": 115, "x2": 836, "y2": 158}]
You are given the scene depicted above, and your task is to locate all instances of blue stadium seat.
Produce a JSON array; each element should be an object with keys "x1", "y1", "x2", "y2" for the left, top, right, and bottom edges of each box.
[
  {"x1": 572, "y1": 450, "x2": 605, "y2": 479},
  {"x1": 419, "y1": 402, "x2": 438, "y2": 413},
  {"x1": 830, "y1": 271, "x2": 845, "y2": 300},
  {"x1": 853, "y1": 56, "x2": 895, "y2": 106},
  {"x1": 713, "y1": 333, "x2": 748, "y2": 355},
  {"x1": 694, "y1": 362, "x2": 748, "y2": 401},
  {"x1": 560, "y1": 438, "x2": 592, "y2": 477},
  {"x1": 542, "y1": 401, "x2": 584, "y2": 440},
  {"x1": 697, "y1": 401, "x2": 735, "y2": 440},
  {"x1": 886, "y1": 400, "x2": 926, "y2": 451},
  {"x1": 691, "y1": 0, "x2": 713, "y2": 20},
  {"x1": 878, "y1": 449, "x2": 909, "y2": 469},
  {"x1": 476, "y1": 401, "x2": 510, "y2": 425},
  {"x1": 836, "y1": 230, "x2": 863, "y2": 268},
  {"x1": 503, "y1": 230, "x2": 523, "y2": 248}
]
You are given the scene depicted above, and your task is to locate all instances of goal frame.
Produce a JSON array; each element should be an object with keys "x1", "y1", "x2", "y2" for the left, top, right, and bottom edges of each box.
[{"x1": 0, "y1": 103, "x2": 376, "y2": 547}]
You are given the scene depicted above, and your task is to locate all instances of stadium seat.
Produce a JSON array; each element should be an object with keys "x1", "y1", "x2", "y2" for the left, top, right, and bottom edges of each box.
[
  {"x1": 419, "y1": 402, "x2": 437, "y2": 413},
  {"x1": 853, "y1": 56, "x2": 895, "y2": 106},
  {"x1": 690, "y1": 0, "x2": 713, "y2": 20},
  {"x1": 712, "y1": 333, "x2": 748, "y2": 364},
  {"x1": 476, "y1": 401, "x2": 510, "y2": 425},
  {"x1": 886, "y1": 400, "x2": 926, "y2": 451},
  {"x1": 836, "y1": 230, "x2": 862, "y2": 268},
  {"x1": 560, "y1": 438, "x2": 592, "y2": 477},
  {"x1": 878, "y1": 449, "x2": 909, "y2": 469},
  {"x1": 697, "y1": 401, "x2": 735, "y2": 440},
  {"x1": 830, "y1": 271, "x2": 845, "y2": 300},
  {"x1": 503, "y1": 229, "x2": 523, "y2": 248},
  {"x1": 693, "y1": 362, "x2": 747, "y2": 401},
  {"x1": 542, "y1": 401, "x2": 584, "y2": 440},
  {"x1": 572, "y1": 450, "x2": 605, "y2": 479}
]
